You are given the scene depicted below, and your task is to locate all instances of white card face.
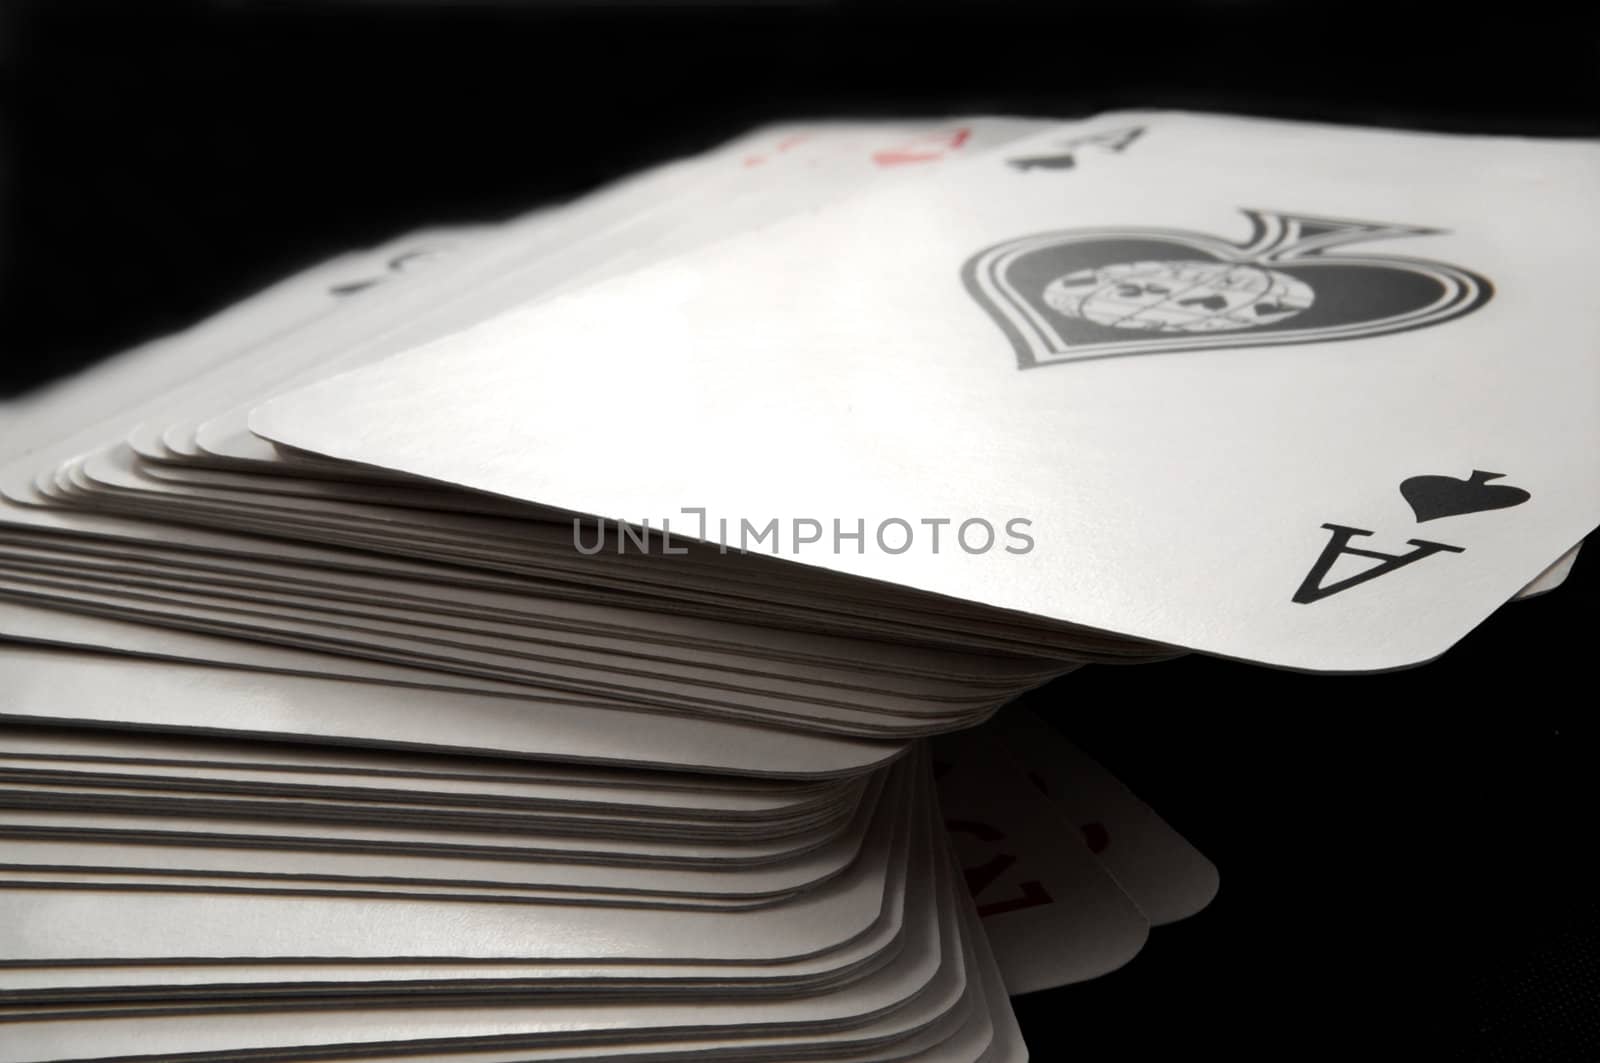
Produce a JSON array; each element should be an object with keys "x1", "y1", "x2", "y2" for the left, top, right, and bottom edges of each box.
[
  {"x1": 1512, "y1": 539, "x2": 1581, "y2": 599},
  {"x1": 253, "y1": 112, "x2": 1600, "y2": 671},
  {"x1": 933, "y1": 730, "x2": 1148, "y2": 994},
  {"x1": 1, "y1": 118, "x2": 1026, "y2": 485},
  {"x1": 162, "y1": 118, "x2": 1049, "y2": 474},
  {"x1": 990, "y1": 709, "x2": 1218, "y2": 926}
]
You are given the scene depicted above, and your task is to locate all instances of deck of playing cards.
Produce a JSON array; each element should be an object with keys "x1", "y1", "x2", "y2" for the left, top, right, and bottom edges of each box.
[{"x1": 1, "y1": 110, "x2": 1594, "y2": 1061}]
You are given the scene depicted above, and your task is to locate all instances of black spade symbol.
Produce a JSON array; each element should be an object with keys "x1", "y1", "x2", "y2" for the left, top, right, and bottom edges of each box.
[
  {"x1": 1008, "y1": 153, "x2": 1077, "y2": 172},
  {"x1": 1400, "y1": 470, "x2": 1531, "y2": 523}
]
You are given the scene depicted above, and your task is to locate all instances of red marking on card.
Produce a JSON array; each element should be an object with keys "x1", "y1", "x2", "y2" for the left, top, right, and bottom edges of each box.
[
  {"x1": 963, "y1": 852, "x2": 1056, "y2": 916},
  {"x1": 775, "y1": 134, "x2": 810, "y2": 153},
  {"x1": 742, "y1": 156, "x2": 766, "y2": 168},
  {"x1": 1081, "y1": 822, "x2": 1110, "y2": 854},
  {"x1": 872, "y1": 126, "x2": 973, "y2": 167},
  {"x1": 873, "y1": 148, "x2": 940, "y2": 166},
  {"x1": 977, "y1": 880, "x2": 1054, "y2": 918},
  {"x1": 948, "y1": 813, "x2": 1056, "y2": 918},
  {"x1": 963, "y1": 852, "x2": 1017, "y2": 897}
]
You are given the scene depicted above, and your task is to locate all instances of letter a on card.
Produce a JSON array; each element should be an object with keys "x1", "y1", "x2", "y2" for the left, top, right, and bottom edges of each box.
[{"x1": 1292, "y1": 524, "x2": 1464, "y2": 604}]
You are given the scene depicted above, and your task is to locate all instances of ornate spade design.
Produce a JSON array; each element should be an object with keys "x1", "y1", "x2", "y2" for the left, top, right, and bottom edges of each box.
[{"x1": 962, "y1": 209, "x2": 1492, "y2": 369}]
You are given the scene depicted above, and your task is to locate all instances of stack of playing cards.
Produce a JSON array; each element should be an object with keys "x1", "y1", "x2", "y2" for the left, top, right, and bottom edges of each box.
[{"x1": 1, "y1": 110, "x2": 1595, "y2": 1061}]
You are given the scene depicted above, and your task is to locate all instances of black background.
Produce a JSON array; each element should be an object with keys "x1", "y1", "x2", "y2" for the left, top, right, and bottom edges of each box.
[{"x1": 2, "y1": 1, "x2": 1597, "y2": 1058}]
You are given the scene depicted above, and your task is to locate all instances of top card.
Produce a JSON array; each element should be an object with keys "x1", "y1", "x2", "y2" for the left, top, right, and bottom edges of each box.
[{"x1": 250, "y1": 112, "x2": 1600, "y2": 671}]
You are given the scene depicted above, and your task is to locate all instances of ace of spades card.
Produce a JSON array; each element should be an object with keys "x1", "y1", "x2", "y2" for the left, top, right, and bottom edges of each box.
[{"x1": 250, "y1": 111, "x2": 1600, "y2": 672}]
